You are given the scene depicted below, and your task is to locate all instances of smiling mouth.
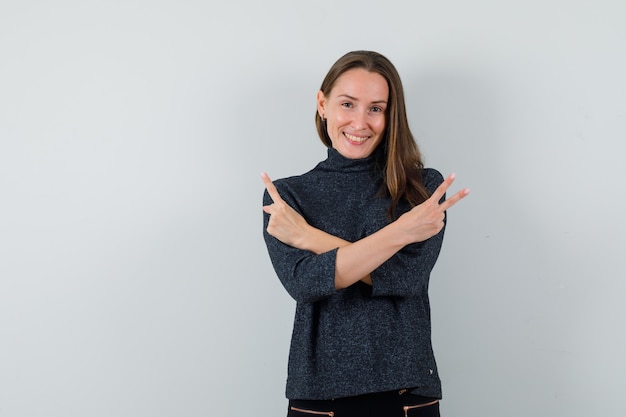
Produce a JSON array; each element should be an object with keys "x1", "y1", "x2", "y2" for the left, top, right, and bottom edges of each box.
[{"x1": 344, "y1": 132, "x2": 369, "y2": 143}]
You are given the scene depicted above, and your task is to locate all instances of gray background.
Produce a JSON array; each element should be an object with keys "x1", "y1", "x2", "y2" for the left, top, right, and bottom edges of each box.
[{"x1": 1, "y1": 1, "x2": 625, "y2": 416}]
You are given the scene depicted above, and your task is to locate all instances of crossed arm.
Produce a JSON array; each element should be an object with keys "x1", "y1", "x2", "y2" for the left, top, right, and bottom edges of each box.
[{"x1": 261, "y1": 172, "x2": 469, "y2": 291}]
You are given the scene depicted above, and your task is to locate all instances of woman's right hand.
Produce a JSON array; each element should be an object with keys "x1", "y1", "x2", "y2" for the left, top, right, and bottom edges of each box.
[
  {"x1": 395, "y1": 173, "x2": 470, "y2": 244},
  {"x1": 262, "y1": 172, "x2": 373, "y2": 286},
  {"x1": 261, "y1": 172, "x2": 314, "y2": 249}
]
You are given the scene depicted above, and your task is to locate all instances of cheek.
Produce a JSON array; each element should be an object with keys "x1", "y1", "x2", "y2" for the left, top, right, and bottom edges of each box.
[
  {"x1": 374, "y1": 117, "x2": 386, "y2": 134},
  {"x1": 331, "y1": 112, "x2": 349, "y2": 127}
]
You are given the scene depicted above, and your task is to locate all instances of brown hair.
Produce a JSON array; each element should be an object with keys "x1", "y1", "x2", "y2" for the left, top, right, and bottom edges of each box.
[{"x1": 315, "y1": 50, "x2": 430, "y2": 218}]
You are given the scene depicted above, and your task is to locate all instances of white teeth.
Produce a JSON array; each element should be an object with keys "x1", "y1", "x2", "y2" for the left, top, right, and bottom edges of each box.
[{"x1": 344, "y1": 132, "x2": 368, "y2": 143}]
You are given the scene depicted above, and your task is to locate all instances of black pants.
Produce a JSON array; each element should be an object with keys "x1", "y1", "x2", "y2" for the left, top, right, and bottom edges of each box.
[{"x1": 287, "y1": 390, "x2": 440, "y2": 417}]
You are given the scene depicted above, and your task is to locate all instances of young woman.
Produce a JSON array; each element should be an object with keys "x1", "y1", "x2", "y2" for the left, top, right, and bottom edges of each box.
[{"x1": 262, "y1": 50, "x2": 469, "y2": 417}]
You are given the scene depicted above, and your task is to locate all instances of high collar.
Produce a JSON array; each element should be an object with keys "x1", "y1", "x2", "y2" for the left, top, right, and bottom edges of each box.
[{"x1": 317, "y1": 146, "x2": 382, "y2": 174}]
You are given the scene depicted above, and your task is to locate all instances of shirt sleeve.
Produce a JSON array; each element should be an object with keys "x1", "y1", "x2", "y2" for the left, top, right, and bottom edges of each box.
[
  {"x1": 369, "y1": 168, "x2": 447, "y2": 298},
  {"x1": 369, "y1": 227, "x2": 445, "y2": 297},
  {"x1": 262, "y1": 186, "x2": 338, "y2": 303}
]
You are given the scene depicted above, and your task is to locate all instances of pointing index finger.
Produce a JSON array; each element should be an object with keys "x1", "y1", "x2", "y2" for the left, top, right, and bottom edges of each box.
[
  {"x1": 430, "y1": 172, "x2": 456, "y2": 203},
  {"x1": 261, "y1": 171, "x2": 284, "y2": 204}
]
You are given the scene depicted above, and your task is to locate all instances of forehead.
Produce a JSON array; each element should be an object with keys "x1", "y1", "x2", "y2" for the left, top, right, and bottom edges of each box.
[{"x1": 330, "y1": 68, "x2": 389, "y2": 101}]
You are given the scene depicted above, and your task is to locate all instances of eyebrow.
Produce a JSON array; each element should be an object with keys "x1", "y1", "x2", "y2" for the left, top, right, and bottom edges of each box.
[{"x1": 338, "y1": 94, "x2": 387, "y2": 104}]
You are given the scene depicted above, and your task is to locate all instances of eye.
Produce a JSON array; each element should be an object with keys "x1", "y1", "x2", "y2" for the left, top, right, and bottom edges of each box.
[
  {"x1": 341, "y1": 102, "x2": 353, "y2": 108},
  {"x1": 371, "y1": 106, "x2": 384, "y2": 113}
]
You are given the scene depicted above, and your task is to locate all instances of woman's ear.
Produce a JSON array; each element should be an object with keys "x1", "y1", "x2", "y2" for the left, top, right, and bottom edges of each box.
[{"x1": 317, "y1": 90, "x2": 326, "y2": 119}]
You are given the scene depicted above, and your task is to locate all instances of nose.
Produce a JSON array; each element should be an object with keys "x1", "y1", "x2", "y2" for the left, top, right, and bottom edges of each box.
[{"x1": 352, "y1": 109, "x2": 368, "y2": 129}]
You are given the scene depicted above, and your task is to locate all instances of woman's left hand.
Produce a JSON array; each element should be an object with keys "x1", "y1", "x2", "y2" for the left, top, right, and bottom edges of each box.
[{"x1": 261, "y1": 172, "x2": 312, "y2": 249}]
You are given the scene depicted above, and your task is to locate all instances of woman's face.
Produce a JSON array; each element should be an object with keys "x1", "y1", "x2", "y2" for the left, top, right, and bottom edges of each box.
[{"x1": 317, "y1": 68, "x2": 389, "y2": 159}]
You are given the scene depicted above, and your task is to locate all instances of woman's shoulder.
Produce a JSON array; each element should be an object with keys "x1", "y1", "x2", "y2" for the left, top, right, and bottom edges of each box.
[
  {"x1": 267, "y1": 167, "x2": 321, "y2": 200},
  {"x1": 422, "y1": 167, "x2": 444, "y2": 193},
  {"x1": 272, "y1": 168, "x2": 316, "y2": 189}
]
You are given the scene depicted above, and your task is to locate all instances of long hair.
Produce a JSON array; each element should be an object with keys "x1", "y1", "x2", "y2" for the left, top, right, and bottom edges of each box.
[{"x1": 315, "y1": 50, "x2": 430, "y2": 218}]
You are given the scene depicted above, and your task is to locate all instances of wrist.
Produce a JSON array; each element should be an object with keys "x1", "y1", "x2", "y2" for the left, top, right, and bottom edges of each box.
[
  {"x1": 297, "y1": 223, "x2": 317, "y2": 252},
  {"x1": 386, "y1": 218, "x2": 412, "y2": 248}
]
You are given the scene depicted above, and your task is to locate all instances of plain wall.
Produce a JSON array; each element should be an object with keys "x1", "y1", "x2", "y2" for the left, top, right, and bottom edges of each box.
[{"x1": 1, "y1": 1, "x2": 625, "y2": 416}]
